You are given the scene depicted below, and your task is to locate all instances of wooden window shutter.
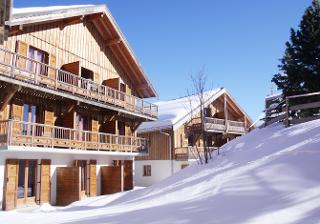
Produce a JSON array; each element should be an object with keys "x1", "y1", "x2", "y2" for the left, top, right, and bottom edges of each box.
[
  {"x1": 3, "y1": 159, "x2": 18, "y2": 210},
  {"x1": 91, "y1": 118, "x2": 99, "y2": 142},
  {"x1": 44, "y1": 110, "x2": 54, "y2": 137},
  {"x1": 12, "y1": 103, "x2": 23, "y2": 135},
  {"x1": 39, "y1": 159, "x2": 51, "y2": 204},
  {"x1": 16, "y1": 41, "x2": 28, "y2": 69},
  {"x1": 89, "y1": 160, "x2": 97, "y2": 196},
  {"x1": 48, "y1": 54, "x2": 56, "y2": 79}
]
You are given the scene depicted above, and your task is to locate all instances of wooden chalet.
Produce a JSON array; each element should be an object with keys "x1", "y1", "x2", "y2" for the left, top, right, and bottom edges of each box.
[
  {"x1": 0, "y1": 5, "x2": 157, "y2": 210},
  {"x1": 135, "y1": 88, "x2": 253, "y2": 186}
]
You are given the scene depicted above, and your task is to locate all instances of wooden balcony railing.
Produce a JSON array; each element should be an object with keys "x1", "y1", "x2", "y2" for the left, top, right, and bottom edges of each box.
[
  {"x1": 187, "y1": 117, "x2": 246, "y2": 134},
  {"x1": 0, "y1": 48, "x2": 158, "y2": 119},
  {"x1": 175, "y1": 146, "x2": 218, "y2": 161},
  {"x1": 0, "y1": 120, "x2": 148, "y2": 153}
]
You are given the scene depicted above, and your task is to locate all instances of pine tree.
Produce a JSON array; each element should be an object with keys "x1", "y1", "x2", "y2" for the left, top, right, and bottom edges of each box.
[{"x1": 272, "y1": 0, "x2": 320, "y2": 97}]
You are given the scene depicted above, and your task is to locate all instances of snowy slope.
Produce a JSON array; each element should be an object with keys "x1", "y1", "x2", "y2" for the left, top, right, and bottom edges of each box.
[{"x1": 1, "y1": 120, "x2": 320, "y2": 224}]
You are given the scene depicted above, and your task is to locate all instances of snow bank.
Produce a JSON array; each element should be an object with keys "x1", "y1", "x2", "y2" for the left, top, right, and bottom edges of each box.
[{"x1": 1, "y1": 120, "x2": 320, "y2": 224}]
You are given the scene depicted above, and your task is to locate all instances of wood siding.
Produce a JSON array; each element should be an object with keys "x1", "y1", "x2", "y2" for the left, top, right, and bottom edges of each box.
[
  {"x1": 5, "y1": 20, "x2": 135, "y2": 94},
  {"x1": 137, "y1": 129, "x2": 173, "y2": 160}
]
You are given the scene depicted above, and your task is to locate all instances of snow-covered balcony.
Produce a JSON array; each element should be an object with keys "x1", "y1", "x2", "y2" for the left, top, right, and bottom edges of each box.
[
  {"x1": 0, "y1": 120, "x2": 148, "y2": 154},
  {"x1": 0, "y1": 48, "x2": 158, "y2": 120}
]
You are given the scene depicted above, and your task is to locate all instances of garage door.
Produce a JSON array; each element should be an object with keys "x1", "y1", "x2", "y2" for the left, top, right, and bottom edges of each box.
[
  {"x1": 56, "y1": 167, "x2": 80, "y2": 206},
  {"x1": 100, "y1": 165, "x2": 121, "y2": 194}
]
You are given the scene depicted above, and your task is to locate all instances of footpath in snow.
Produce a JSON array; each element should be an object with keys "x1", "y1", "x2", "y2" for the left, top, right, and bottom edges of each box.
[{"x1": 0, "y1": 120, "x2": 320, "y2": 224}]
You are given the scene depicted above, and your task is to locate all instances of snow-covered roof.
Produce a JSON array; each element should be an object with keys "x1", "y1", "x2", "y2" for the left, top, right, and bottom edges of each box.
[
  {"x1": 9, "y1": 5, "x2": 103, "y2": 26},
  {"x1": 265, "y1": 92, "x2": 283, "y2": 100},
  {"x1": 138, "y1": 88, "x2": 223, "y2": 132},
  {"x1": 138, "y1": 87, "x2": 253, "y2": 133}
]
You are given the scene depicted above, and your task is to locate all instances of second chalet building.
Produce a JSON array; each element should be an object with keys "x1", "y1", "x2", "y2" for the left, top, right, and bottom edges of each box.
[
  {"x1": 0, "y1": 5, "x2": 158, "y2": 210},
  {"x1": 136, "y1": 88, "x2": 253, "y2": 186}
]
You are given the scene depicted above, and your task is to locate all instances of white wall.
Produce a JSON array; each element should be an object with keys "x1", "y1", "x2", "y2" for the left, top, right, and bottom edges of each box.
[
  {"x1": 134, "y1": 160, "x2": 192, "y2": 187},
  {"x1": 0, "y1": 150, "x2": 134, "y2": 207}
]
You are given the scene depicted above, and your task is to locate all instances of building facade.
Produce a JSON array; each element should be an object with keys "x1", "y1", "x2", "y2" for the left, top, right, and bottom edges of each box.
[
  {"x1": 0, "y1": 5, "x2": 158, "y2": 210},
  {"x1": 135, "y1": 88, "x2": 253, "y2": 187}
]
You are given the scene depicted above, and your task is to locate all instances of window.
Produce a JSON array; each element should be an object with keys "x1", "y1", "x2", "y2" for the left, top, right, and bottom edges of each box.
[
  {"x1": 22, "y1": 103, "x2": 44, "y2": 136},
  {"x1": 188, "y1": 135, "x2": 194, "y2": 146},
  {"x1": 17, "y1": 160, "x2": 37, "y2": 200},
  {"x1": 79, "y1": 160, "x2": 87, "y2": 192},
  {"x1": 27, "y1": 46, "x2": 49, "y2": 76},
  {"x1": 143, "y1": 165, "x2": 151, "y2": 176},
  {"x1": 180, "y1": 134, "x2": 183, "y2": 147},
  {"x1": 204, "y1": 107, "x2": 211, "y2": 117}
]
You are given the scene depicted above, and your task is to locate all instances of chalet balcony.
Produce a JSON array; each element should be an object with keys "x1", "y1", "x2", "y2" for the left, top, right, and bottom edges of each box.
[
  {"x1": 0, "y1": 48, "x2": 158, "y2": 119},
  {"x1": 175, "y1": 146, "x2": 218, "y2": 161},
  {"x1": 187, "y1": 117, "x2": 246, "y2": 135},
  {"x1": 0, "y1": 120, "x2": 148, "y2": 154}
]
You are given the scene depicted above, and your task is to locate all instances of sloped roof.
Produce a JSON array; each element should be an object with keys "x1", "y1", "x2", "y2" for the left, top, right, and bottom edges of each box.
[
  {"x1": 138, "y1": 87, "x2": 254, "y2": 133},
  {"x1": 7, "y1": 5, "x2": 157, "y2": 98},
  {"x1": 138, "y1": 88, "x2": 222, "y2": 132}
]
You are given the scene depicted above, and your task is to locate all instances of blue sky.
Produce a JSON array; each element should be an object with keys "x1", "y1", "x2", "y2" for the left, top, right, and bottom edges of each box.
[{"x1": 14, "y1": 0, "x2": 312, "y2": 120}]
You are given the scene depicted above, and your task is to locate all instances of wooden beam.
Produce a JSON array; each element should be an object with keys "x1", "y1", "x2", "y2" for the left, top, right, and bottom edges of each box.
[
  {"x1": 107, "y1": 38, "x2": 121, "y2": 47},
  {"x1": 86, "y1": 13, "x2": 104, "y2": 22},
  {"x1": 224, "y1": 93, "x2": 228, "y2": 124},
  {"x1": 65, "y1": 101, "x2": 79, "y2": 113},
  {"x1": 136, "y1": 83, "x2": 150, "y2": 91},
  {"x1": 0, "y1": 85, "x2": 20, "y2": 111},
  {"x1": 60, "y1": 16, "x2": 82, "y2": 30},
  {"x1": 103, "y1": 111, "x2": 119, "y2": 123},
  {"x1": 289, "y1": 101, "x2": 320, "y2": 111},
  {"x1": 130, "y1": 121, "x2": 143, "y2": 132}
]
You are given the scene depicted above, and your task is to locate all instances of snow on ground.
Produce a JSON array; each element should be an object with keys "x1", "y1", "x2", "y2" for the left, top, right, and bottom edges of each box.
[{"x1": 1, "y1": 120, "x2": 320, "y2": 224}]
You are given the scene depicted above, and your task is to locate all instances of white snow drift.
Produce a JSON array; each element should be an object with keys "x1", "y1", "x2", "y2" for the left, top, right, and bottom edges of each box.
[{"x1": 1, "y1": 120, "x2": 320, "y2": 224}]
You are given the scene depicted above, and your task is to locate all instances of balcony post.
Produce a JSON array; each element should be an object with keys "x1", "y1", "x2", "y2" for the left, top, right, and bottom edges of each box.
[
  {"x1": 84, "y1": 131, "x2": 87, "y2": 150},
  {"x1": 6, "y1": 120, "x2": 13, "y2": 145},
  {"x1": 34, "y1": 63, "x2": 38, "y2": 84},
  {"x1": 55, "y1": 69, "x2": 58, "y2": 89},
  {"x1": 244, "y1": 117, "x2": 247, "y2": 133},
  {"x1": 224, "y1": 93, "x2": 228, "y2": 132},
  {"x1": 97, "y1": 133, "x2": 100, "y2": 151},
  {"x1": 142, "y1": 100, "x2": 144, "y2": 114},
  {"x1": 31, "y1": 123, "x2": 35, "y2": 146}
]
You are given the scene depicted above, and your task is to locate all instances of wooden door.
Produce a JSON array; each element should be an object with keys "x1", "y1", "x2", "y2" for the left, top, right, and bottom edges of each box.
[
  {"x1": 56, "y1": 167, "x2": 80, "y2": 206},
  {"x1": 123, "y1": 160, "x2": 133, "y2": 191},
  {"x1": 88, "y1": 160, "x2": 97, "y2": 197},
  {"x1": 3, "y1": 159, "x2": 18, "y2": 210},
  {"x1": 39, "y1": 159, "x2": 51, "y2": 204},
  {"x1": 100, "y1": 165, "x2": 121, "y2": 194}
]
